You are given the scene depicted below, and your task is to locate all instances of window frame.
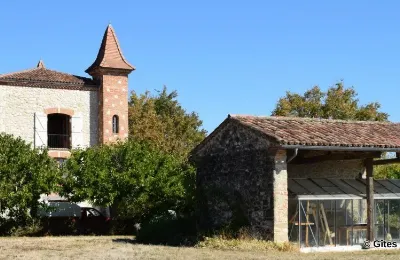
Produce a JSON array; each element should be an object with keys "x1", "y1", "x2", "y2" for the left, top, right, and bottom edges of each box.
[{"x1": 112, "y1": 115, "x2": 119, "y2": 134}]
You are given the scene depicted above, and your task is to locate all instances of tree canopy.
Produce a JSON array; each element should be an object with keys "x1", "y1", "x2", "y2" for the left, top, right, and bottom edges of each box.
[
  {"x1": 60, "y1": 139, "x2": 195, "y2": 222},
  {"x1": 128, "y1": 86, "x2": 207, "y2": 157},
  {"x1": 0, "y1": 133, "x2": 60, "y2": 233},
  {"x1": 272, "y1": 82, "x2": 388, "y2": 121}
]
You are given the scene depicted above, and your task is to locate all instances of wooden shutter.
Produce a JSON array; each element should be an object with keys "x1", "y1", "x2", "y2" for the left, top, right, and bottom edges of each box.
[
  {"x1": 34, "y1": 112, "x2": 48, "y2": 148},
  {"x1": 71, "y1": 113, "x2": 83, "y2": 149}
]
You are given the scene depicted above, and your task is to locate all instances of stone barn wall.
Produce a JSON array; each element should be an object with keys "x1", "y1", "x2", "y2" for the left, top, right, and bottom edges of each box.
[
  {"x1": 195, "y1": 120, "x2": 276, "y2": 239},
  {"x1": 288, "y1": 159, "x2": 365, "y2": 179}
]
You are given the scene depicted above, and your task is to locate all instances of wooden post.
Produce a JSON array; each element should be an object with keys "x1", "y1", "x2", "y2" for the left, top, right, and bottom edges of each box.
[{"x1": 365, "y1": 158, "x2": 374, "y2": 242}]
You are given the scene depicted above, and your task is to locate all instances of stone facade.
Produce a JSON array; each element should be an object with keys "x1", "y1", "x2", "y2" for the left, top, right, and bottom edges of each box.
[
  {"x1": 288, "y1": 159, "x2": 364, "y2": 179},
  {"x1": 195, "y1": 120, "x2": 278, "y2": 239},
  {"x1": 0, "y1": 84, "x2": 98, "y2": 148}
]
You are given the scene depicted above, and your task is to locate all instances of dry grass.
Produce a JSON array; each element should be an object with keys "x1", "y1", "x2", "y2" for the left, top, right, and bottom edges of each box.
[
  {"x1": 196, "y1": 236, "x2": 298, "y2": 252},
  {"x1": 1, "y1": 236, "x2": 400, "y2": 260}
]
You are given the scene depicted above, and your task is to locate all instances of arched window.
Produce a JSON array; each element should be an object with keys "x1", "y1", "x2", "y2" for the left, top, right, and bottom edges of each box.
[{"x1": 112, "y1": 115, "x2": 119, "y2": 134}]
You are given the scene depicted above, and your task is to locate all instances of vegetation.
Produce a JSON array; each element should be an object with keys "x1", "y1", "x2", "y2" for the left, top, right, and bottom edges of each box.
[
  {"x1": 374, "y1": 161, "x2": 400, "y2": 179},
  {"x1": 0, "y1": 133, "x2": 61, "y2": 235},
  {"x1": 272, "y1": 81, "x2": 388, "y2": 121},
  {"x1": 128, "y1": 86, "x2": 207, "y2": 158},
  {"x1": 60, "y1": 139, "x2": 196, "y2": 224},
  {"x1": 2, "y1": 236, "x2": 400, "y2": 260}
]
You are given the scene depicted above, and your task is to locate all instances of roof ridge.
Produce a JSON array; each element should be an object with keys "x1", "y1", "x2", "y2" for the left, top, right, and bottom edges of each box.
[{"x1": 229, "y1": 114, "x2": 398, "y2": 125}]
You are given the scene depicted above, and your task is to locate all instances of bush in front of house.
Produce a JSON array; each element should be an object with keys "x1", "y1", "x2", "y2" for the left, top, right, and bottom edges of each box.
[
  {"x1": 135, "y1": 210, "x2": 197, "y2": 246},
  {"x1": 0, "y1": 133, "x2": 62, "y2": 235},
  {"x1": 60, "y1": 138, "x2": 197, "y2": 237}
]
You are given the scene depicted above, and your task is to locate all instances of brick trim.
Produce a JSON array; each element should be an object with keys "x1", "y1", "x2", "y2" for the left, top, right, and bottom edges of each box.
[
  {"x1": 44, "y1": 107, "x2": 74, "y2": 116},
  {"x1": 48, "y1": 150, "x2": 71, "y2": 158}
]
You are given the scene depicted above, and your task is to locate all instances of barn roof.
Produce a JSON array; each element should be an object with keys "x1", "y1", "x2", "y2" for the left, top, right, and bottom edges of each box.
[{"x1": 192, "y1": 115, "x2": 400, "y2": 156}]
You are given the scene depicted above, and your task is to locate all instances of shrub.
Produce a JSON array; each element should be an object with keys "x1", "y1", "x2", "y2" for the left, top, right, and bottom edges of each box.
[
  {"x1": 135, "y1": 212, "x2": 197, "y2": 246},
  {"x1": 0, "y1": 133, "x2": 61, "y2": 235}
]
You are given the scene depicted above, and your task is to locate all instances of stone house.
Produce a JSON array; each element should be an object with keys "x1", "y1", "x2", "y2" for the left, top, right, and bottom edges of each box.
[
  {"x1": 192, "y1": 115, "x2": 400, "y2": 250},
  {"x1": 0, "y1": 24, "x2": 134, "y2": 161}
]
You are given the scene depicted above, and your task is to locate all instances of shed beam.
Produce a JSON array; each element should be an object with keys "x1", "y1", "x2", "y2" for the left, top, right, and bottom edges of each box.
[{"x1": 291, "y1": 152, "x2": 381, "y2": 164}]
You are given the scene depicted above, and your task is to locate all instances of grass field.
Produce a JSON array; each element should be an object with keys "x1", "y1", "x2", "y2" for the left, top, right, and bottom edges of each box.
[{"x1": 1, "y1": 236, "x2": 400, "y2": 260}]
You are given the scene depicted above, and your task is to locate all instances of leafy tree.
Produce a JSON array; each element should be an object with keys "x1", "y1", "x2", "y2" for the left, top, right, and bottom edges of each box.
[
  {"x1": 272, "y1": 81, "x2": 388, "y2": 121},
  {"x1": 128, "y1": 86, "x2": 207, "y2": 157},
  {"x1": 374, "y1": 164, "x2": 400, "y2": 179},
  {"x1": 0, "y1": 133, "x2": 60, "y2": 232},
  {"x1": 374, "y1": 152, "x2": 400, "y2": 179},
  {"x1": 60, "y1": 139, "x2": 195, "y2": 222}
]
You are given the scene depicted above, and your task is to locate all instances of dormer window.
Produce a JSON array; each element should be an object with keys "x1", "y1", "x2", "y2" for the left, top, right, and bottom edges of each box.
[{"x1": 112, "y1": 115, "x2": 119, "y2": 134}]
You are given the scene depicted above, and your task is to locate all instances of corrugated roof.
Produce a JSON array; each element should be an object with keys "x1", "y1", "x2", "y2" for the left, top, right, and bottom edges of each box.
[{"x1": 289, "y1": 178, "x2": 400, "y2": 200}]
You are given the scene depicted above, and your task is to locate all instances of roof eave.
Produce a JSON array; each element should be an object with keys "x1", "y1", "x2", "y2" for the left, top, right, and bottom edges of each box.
[
  {"x1": 85, "y1": 65, "x2": 135, "y2": 76},
  {"x1": 281, "y1": 144, "x2": 400, "y2": 152}
]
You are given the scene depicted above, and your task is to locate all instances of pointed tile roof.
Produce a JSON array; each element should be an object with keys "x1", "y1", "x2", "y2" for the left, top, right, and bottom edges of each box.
[
  {"x1": 0, "y1": 60, "x2": 97, "y2": 90},
  {"x1": 86, "y1": 24, "x2": 135, "y2": 75}
]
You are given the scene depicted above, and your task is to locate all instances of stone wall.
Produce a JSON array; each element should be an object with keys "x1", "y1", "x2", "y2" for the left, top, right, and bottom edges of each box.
[
  {"x1": 288, "y1": 159, "x2": 364, "y2": 179},
  {"x1": 196, "y1": 149, "x2": 274, "y2": 238},
  {"x1": 0, "y1": 85, "x2": 98, "y2": 148},
  {"x1": 195, "y1": 120, "x2": 276, "y2": 239}
]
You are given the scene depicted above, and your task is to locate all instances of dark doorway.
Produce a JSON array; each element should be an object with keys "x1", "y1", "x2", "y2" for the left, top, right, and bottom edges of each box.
[{"x1": 48, "y1": 114, "x2": 71, "y2": 149}]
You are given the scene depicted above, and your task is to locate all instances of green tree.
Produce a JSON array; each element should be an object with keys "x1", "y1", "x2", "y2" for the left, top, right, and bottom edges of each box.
[
  {"x1": 0, "y1": 133, "x2": 60, "y2": 233},
  {"x1": 60, "y1": 139, "x2": 195, "y2": 222},
  {"x1": 272, "y1": 81, "x2": 388, "y2": 121},
  {"x1": 128, "y1": 86, "x2": 207, "y2": 157}
]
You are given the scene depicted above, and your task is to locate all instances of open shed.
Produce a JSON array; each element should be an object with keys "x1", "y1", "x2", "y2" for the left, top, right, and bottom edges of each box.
[
  {"x1": 288, "y1": 178, "x2": 400, "y2": 247},
  {"x1": 191, "y1": 115, "x2": 400, "y2": 249}
]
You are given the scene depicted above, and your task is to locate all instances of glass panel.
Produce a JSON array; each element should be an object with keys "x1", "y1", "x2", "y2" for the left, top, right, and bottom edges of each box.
[
  {"x1": 350, "y1": 199, "x2": 367, "y2": 246},
  {"x1": 299, "y1": 200, "x2": 318, "y2": 247},
  {"x1": 288, "y1": 199, "x2": 299, "y2": 244},
  {"x1": 336, "y1": 199, "x2": 354, "y2": 246},
  {"x1": 318, "y1": 200, "x2": 335, "y2": 247},
  {"x1": 387, "y1": 200, "x2": 400, "y2": 242},
  {"x1": 375, "y1": 199, "x2": 385, "y2": 240}
]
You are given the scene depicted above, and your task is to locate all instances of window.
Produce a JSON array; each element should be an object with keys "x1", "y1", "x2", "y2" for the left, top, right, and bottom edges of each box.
[
  {"x1": 112, "y1": 115, "x2": 119, "y2": 134},
  {"x1": 47, "y1": 113, "x2": 71, "y2": 149}
]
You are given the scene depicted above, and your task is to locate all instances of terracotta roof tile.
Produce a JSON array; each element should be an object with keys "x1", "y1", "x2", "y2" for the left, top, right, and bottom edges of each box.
[
  {"x1": 0, "y1": 62, "x2": 97, "y2": 89},
  {"x1": 230, "y1": 115, "x2": 400, "y2": 148},
  {"x1": 86, "y1": 24, "x2": 135, "y2": 74}
]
